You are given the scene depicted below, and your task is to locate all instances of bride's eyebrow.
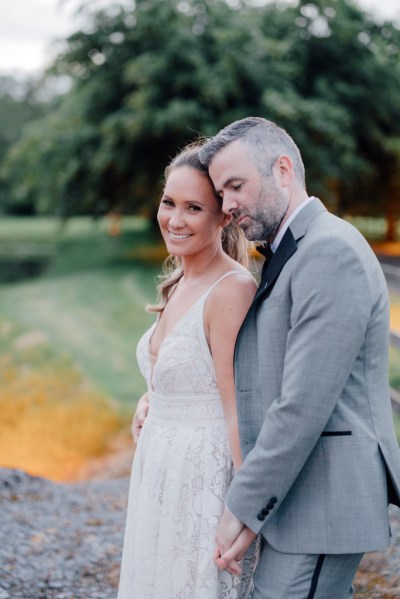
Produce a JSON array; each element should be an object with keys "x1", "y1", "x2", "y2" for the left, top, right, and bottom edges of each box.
[{"x1": 185, "y1": 200, "x2": 206, "y2": 206}]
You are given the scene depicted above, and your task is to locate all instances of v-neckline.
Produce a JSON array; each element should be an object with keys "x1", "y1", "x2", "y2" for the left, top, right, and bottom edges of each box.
[
  {"x1": 148, "y1": 290, "x2": 208, "y2": 388},
  {"x1": 147, "y1": 269, "x2": 248, "y2": 390}
]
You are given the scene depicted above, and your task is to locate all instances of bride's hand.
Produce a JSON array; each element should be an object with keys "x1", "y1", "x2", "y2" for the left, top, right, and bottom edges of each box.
[
  {"x1": 215, "y1": 526, "x2": 257, "y2": 573},
  {"x1": 131, "y1": 393, "x2": 150, "y2": 443}
]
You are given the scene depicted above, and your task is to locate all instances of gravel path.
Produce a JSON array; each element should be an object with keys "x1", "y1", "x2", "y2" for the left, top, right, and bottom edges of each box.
[
  {"x1": 1, "y1": 468, "x2": 399, "y2": 598},
  {"x1": 1, "y1": 469, "x2": 128, "y2": 599}
]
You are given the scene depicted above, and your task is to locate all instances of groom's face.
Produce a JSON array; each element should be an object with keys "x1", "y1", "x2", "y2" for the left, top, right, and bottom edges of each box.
[{"x1": 208, "y1": 140, "x2": 289, "y2": 242}]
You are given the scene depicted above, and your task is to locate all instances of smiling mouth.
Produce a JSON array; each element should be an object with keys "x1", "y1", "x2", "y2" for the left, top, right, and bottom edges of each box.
[{"x1": 168, "y1": 231, "x2": 193, "y2": 240}]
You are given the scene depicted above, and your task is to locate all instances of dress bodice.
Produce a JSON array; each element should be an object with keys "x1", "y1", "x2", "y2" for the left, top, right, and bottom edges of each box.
[{"x1": 136, "y1": 270, "x2": 248, "y2": 397}]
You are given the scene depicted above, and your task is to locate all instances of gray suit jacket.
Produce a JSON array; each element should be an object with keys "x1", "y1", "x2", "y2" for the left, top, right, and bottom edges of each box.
[{"x1": 227, "y1": 199, "x2": 400, "y2": 554}]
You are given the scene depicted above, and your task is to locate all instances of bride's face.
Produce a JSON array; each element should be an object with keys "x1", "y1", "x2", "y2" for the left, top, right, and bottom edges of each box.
[{"x1": 157, "y1": 166, "x2": 230, "y2": 257}]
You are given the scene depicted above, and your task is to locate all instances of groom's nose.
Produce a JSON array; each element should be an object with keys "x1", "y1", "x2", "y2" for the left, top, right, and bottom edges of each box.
[{"x1": 222, "y1": 193, "x2": 239, "y2": 215}]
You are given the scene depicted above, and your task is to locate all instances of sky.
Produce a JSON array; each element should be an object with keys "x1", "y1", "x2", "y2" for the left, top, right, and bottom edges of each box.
[{"x1": 0, "y1": 0, "x2": 399, "y2": 77}]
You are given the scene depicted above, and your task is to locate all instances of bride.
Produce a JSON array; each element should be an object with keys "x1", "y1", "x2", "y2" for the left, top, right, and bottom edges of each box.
[{"x1": 118, "y1": 142, "x2": 257, "y2": 598}]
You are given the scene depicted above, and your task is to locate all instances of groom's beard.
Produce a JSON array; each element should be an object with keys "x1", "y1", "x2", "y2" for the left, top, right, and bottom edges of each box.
[{"x1": 237, "y1": 178, "x2": 289, "y2": 242}]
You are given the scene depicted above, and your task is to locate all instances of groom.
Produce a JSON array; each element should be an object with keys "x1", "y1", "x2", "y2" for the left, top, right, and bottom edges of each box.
[{"x1": 199, "y1": 117, "x2": 400, "y2": 598}]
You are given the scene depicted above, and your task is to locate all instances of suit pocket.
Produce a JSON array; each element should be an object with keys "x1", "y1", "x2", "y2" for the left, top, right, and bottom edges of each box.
[{"x1": 321, "y1": 430, "x2": 352, "y2": 437}]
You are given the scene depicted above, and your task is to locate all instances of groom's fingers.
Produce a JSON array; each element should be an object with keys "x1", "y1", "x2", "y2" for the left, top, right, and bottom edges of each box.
[
  {"x1": 215, "y1": 507, "x2": 244, "y2": 555},
  {"x1": 224, "y1": 559, "x2": 243, "y2": 576},
  {"x1": 215, "y1": 527, "x2": 257, "y2": 571},
  {"x1": 214, "y1": 548, "x2": 242, "y2": 576},
  {"x1": 216, "y1": 552, "x2": 242, "y2": 572},
  {"x1": 215, "y1": 553, "x2": 243, "y2": 576}
]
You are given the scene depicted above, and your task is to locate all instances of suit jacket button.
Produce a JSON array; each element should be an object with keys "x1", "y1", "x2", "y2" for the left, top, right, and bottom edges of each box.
[
  {"x1": 266, "y1": 501, "x2": 275, "y2": 510},
  {"x1": 269, "y1": 496, "x2": 278, "y2": 504},
  {"x1": 262, "y1": 508, "x2": 270, "y2": 515},
  {"x1": 257, "y1": 512, "x2": 265, "y2": 521}
]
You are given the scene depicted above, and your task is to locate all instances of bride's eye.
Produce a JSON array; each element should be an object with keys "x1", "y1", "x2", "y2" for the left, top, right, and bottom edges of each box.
[
  {"x1": 161, "y1": 199, "x2": 174, "y2": 207},
  {"x1": 187, "y1": 205, "x2": 201, "y2": 212}
]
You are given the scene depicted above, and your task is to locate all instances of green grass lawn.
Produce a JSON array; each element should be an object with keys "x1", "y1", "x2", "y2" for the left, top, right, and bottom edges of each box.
[
  {"x1": 0, "y1": 216, "x2": 163, "y2": 405},
  {"x1": 3, "y1": 215, "x2": 400, "y2": 408},
  {"x1": 1, "y1": 216, "x2": 399, "y2": 481}
]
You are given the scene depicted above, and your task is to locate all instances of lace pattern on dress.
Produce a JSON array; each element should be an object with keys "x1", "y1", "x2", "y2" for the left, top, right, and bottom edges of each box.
[{"x1": 119, "y1": 270, "x2": 257, "y2": 599}]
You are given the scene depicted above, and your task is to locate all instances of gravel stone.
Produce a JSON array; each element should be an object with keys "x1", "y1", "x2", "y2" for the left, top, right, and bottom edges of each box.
[
  {"x1": 0, "y1": 469, "x2": 128, "y2": 598},
  {"x1": 1, "y1": 467, "x2": 399, "y2": 598}
]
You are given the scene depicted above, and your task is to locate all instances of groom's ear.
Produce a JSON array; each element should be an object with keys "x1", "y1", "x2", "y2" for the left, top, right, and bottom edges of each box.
[{"x1": 274, "y1": 155, "x2": 293, "y2": 188}]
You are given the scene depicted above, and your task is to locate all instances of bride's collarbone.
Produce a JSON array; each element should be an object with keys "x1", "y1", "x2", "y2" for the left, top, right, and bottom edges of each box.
[{"x1": 167, "y1": 284, "x2": 206, "y2": 317}]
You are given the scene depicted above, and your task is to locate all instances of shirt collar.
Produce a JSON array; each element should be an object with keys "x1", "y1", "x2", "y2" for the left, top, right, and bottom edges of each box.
[{"x1": 271, "y1": 196, "x2": 315, "y2": 252}]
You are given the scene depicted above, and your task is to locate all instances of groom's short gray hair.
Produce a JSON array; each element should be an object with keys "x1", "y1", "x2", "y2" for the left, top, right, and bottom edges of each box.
[{"x1": 198, "y1": 116, "x2": 306, "y2": 188}]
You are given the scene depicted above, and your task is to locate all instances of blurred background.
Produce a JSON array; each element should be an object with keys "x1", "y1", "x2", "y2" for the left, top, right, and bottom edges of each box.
[{"x1": 0, "y1": 0, "x2": 400, "y2": 482}]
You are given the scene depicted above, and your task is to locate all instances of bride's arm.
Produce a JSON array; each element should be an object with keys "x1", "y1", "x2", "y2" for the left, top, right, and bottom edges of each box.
[{"x1": 205, "y1": 274, "x2": 257, "y2": 472}]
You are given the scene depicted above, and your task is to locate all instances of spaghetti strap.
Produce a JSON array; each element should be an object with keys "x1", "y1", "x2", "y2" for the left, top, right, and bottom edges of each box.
[{"x1": 204, "y1": 269, "x2": 254, "y2": 299}]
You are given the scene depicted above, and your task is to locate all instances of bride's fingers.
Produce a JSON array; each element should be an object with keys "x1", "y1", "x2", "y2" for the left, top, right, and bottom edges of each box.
[
  {"x1": 215, "y1": 552, "x2": 237, "y2": 571},
  {"x1": 216, "y1": 553, "x2": 242, "y2": 576},
  {"x1": 215, "y1": 528, "x2": 256, "y2": 570},
  {"x1": 229, "y1": 557, "x2": 244, "y2": 575},
  {"x1": 213, "y1": 545, "x2": 221, "y2": 560}
]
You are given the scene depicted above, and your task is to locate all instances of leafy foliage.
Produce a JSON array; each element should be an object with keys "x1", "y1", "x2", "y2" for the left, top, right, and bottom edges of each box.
[
  {"x1": 0, "y1": 76, "x2": 48, "y2": 214},
  {"x1": 1, "y1": 0, "x2": 400, "y2": 223}
]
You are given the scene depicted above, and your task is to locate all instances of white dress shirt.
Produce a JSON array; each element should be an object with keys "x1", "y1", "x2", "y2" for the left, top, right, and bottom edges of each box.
[{"x1": 271, "y1": 196, "x2": 315, "y2": 252}]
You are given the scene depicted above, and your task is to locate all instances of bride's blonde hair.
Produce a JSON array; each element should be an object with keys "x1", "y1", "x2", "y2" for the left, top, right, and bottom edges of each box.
[{"x1": 147, "y1": 141, "x2": 249, "y2": 313}]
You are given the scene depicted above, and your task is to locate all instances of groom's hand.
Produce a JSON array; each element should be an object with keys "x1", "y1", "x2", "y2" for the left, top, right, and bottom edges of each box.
[
  {"x1": 214, "y1": 507, "x2": 256, "y2": 573},
  {"x1": 215, "y1": 526, "x2": 257, "y2": 573},
  {"x1": 215, "y1": 506, "x2": 244, "y2": 556}
]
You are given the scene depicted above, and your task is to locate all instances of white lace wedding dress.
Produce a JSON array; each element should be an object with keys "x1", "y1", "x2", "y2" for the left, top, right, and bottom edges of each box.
[{"x1": 118, "y1": 270, "x2": 254, "y2": 599}]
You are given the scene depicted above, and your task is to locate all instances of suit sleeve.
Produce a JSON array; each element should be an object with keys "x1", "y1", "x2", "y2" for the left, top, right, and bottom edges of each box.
[{"x1": 225, "y1": 236, "x2": 377, "y2": 533}]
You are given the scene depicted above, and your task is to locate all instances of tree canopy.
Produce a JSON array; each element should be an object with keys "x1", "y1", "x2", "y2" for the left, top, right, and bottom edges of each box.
[
  {"x1": 1, "y1": 0, "x2": 400, "y2": 228},
  {"x1": 0, "y1": 76, "x2": 47, "y2": 214}
]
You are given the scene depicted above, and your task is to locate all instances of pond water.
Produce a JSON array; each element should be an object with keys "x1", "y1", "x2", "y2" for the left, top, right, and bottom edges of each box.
[{"x1": 0, "y1": 257, "x2": 50, "y2": 282}]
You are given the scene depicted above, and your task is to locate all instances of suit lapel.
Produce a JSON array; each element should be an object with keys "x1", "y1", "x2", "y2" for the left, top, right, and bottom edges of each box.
[
  {"x1": 252, "y1": 228, "x2": 297, "y2": 304},
  {"x1": 252, "y1": 198, "x2": 327, "y2": 305}
]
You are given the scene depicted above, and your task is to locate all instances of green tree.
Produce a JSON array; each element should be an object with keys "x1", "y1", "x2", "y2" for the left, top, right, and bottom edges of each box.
[
  {"x1": 271, "y1": 0, "x2": 400, "y2": 236},
  {"x1": 0, "y1": 76, "x2": 46, "y2": 213},
  {"x1": 2, "y1": 0, "x2": 400, "y2": 237},
  {"x1": 4, "y1": 0, "x2": 267, "y2": 217}
]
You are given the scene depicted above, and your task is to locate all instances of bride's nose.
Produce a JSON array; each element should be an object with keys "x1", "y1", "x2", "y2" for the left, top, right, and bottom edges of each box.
[{"x1": 168, "y1": 211, "x2": 185, "y2": 229}]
